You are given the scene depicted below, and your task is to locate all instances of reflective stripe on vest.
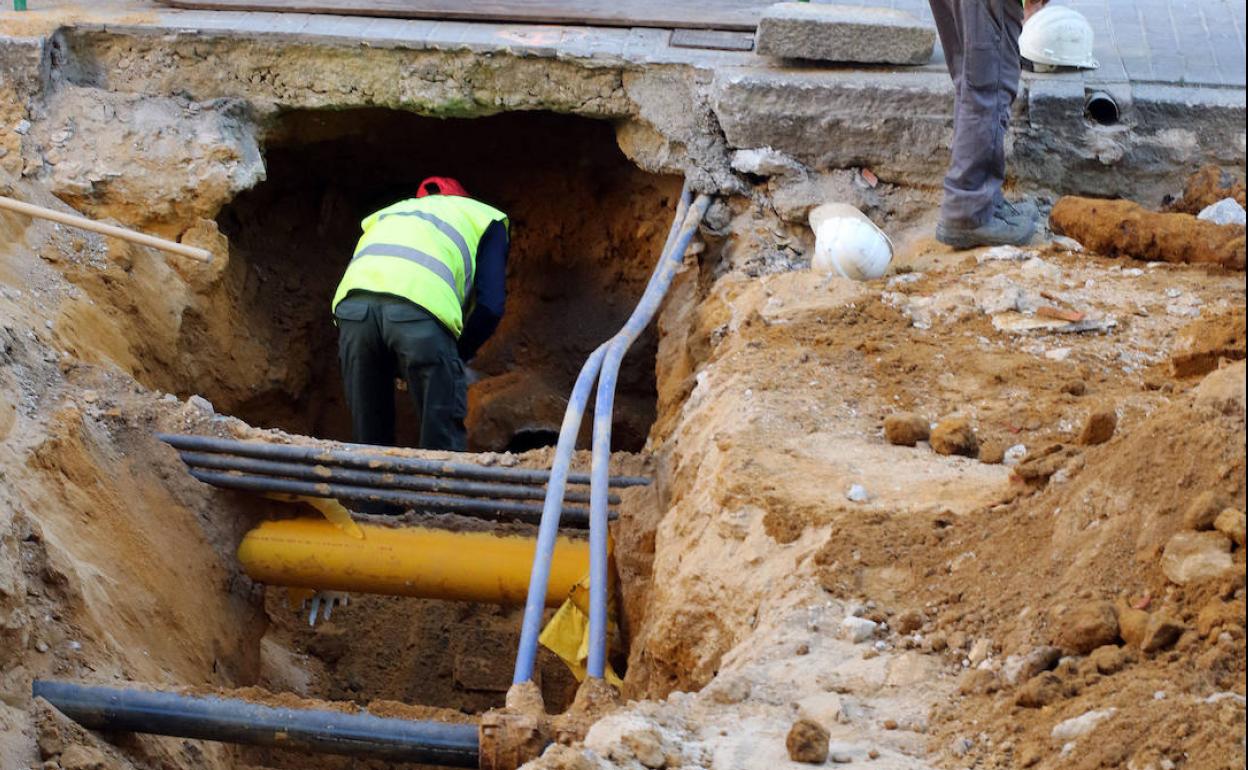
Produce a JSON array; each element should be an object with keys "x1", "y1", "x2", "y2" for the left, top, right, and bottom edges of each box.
[
  {"x1": 378, "y1": 210, "x2": 474, "y2": 291},
  {"x1": 332, "y1": 196, "x2": 508, "y2": 338},
  {"x1": 351, "y1": 242, "x2": 461, "y2": 300}
]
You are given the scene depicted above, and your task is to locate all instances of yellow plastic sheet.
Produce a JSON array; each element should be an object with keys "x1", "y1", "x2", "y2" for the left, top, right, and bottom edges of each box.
[{"x1": 539, "y1": 576, "x2": 622, "y2": 687}]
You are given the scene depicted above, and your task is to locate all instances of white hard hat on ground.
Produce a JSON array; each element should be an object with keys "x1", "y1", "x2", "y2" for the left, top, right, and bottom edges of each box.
[
  {"x1": 808, "y1": 203, "x2": 893, "y2": 281},
  {"x1": 1020, "y1": 5, "x2": 1099, "y2": 71}
]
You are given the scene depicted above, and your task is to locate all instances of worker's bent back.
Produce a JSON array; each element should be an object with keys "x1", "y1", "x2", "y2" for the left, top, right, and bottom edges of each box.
[{"x1": 332, "y1": 195, "x2": 508, "y2": 337}]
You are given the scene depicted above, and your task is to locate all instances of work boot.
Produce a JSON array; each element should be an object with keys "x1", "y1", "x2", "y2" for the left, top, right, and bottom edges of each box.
[{"x1": 936, "y1": 200, "x2": 1036, "y2": 250}]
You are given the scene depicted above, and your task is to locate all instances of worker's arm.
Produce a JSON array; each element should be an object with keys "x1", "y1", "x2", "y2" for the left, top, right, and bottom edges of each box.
[{"x1": 458, "y1": 220, "x2": 509, "y2": 362}]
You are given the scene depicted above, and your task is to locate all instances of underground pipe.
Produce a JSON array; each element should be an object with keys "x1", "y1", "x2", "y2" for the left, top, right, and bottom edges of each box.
[
  {"x1": 0, "y1": 195, "x2": 213, "y2": 263},
  {"x1": 185, "y1": 468, "x2": 614, "y2": 527},
  {"x1": 238, "y1": 518, "x2": 596, "y2": 606},
  {"x1": 32, "y1": 680, "x2": 479, "y2": 767},
  {"x1": 1084, "y1": 90, "x2": 1120, "y2": 126},
  {"x1": 157, "y1": 433, "x2": 650, "y2": 488},
  {"x1": 588, "y1": 194, "x2": 712, "y2": 679},
  {"x1": 176, "y1": 450, "x2": 618, "y2": 505},
  {"x1": 512, "y1": 183, "x2": 695, "y2": 686}
]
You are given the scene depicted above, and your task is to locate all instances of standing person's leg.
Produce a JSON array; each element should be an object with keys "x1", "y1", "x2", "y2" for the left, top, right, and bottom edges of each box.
[
  {"x1": 935, "y1": 0, "x2": 1032, "y2": 248},
  {"x1": 382, "y1": 301, "x2": 468, "y2": 452},
  {"x1": 929, "y1": 0, "x2": 965, "y2": 86},
  {"x1": 335, "y1": 295, "x2": 396, "y2": 447}
]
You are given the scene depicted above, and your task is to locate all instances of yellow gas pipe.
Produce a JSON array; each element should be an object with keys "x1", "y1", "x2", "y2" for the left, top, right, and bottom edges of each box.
[{"x1": 237, "y1": 518, "x2": 596, "y2": 607}]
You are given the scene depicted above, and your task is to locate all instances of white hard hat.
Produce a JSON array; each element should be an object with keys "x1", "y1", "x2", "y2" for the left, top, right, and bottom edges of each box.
[
  {"x1": 1020, "y1": 5, "x2": 1099, "y2": 70},
  {"x1": 809, "y1": 205, "x2": 893, "y2": 281}
]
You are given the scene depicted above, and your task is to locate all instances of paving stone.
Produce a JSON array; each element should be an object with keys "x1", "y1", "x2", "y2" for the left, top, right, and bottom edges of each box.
[{"x1": 756, "y1": 3, "x2": 935, "y2": 65}]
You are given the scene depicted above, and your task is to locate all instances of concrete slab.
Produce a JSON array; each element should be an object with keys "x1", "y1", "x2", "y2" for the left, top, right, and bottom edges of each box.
[{"x1": 755, "y1": 3, "x2": 934, "y2": 65}]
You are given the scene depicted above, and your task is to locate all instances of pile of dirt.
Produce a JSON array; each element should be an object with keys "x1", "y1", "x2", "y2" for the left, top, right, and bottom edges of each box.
[
  {"x1": 897, "y1": 363, "x2": 1245, "y2": 769},
  {"x1": 1051, "y1": 196, "x2": 1246, "y2": 270}
]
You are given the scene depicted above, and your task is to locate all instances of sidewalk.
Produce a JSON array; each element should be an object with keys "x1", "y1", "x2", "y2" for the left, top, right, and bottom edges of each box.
[{"x1": 814, "y1": 0, "x2": 1246, "y2": 88}]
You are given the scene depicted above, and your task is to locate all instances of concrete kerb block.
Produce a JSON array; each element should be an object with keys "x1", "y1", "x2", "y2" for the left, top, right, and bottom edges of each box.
[{"x1": 755, "y1": 3, "x2": 935, "y2": 66}]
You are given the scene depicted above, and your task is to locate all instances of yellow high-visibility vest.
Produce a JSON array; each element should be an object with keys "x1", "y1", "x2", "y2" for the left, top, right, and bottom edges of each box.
[{"x1": 332, "y1": 195, "x2": 508, "y2": 337}]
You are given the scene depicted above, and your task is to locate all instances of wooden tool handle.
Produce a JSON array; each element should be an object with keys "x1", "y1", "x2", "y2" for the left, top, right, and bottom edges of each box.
[{"x1": 0, "y1": 195, "x2": 213, "y2": 263}]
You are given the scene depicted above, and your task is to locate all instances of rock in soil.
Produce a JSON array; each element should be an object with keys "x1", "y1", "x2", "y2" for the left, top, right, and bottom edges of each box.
[
  {"x1": 1051, "y1": 708, "x2": 1117, "y2": 740},
  {"x1": 840, "y1": 616, "x2": 879, "y2": 643},
  {"x1": 1077, "y1": 408, "x2": 1117, "y2": 445},
  {"x1": 1054, "y1": 601, "x2": 1119, "y2": 655},
  {"x1": 786, "y1": 718, "x2": 830, "y2": 764},
  {"x1": 1160, "y1": 531, "x2": 1235, "y2": 585},
  {"x1": 883, "y1": 412, "x2": 930, "y2": 446},
  {"x1": 1003, "y1": 646, "x2": 1062, "y2": 685},
  {"x1": 930, "y1": 416, "x2": 979, "y2": 457},
  {"x1": 1118, "y1": 609, "x2": 1185, "y2": 653},
  {"x1": 1214, "y1": 508, "x2": 1246, "y2": 547}
]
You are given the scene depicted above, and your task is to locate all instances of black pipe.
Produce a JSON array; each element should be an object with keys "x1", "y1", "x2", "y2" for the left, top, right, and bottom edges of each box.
[
  {"x1": 1085, "y1": 90, "x2": 1120, "y2": 126},
  {"x1": 33, "y1": 681, "x2": 479, "y2": 767},
  {"x1": 187, "y1": 468, "x2": 614, "y2": 527},
  {"x1": 157, "y1": 433, "x2": 650, "y2": 488},
  {"x1": 177, "y1": 451, "x2": 620, "y2": 505}
]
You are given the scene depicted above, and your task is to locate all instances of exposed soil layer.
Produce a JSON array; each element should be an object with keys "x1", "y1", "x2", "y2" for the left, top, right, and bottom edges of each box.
[
  {"x1": 213, "y1": 109, "x2": 681, "y2": 451},
  {"x1": 1051, "y1": 196, "x2": 1247, "y2": 270}
]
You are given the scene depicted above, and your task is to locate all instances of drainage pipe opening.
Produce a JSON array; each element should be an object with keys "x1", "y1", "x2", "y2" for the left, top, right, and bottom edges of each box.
[{"x1": 1085, "y1": 91, "x2": 1120, "y2": 126}]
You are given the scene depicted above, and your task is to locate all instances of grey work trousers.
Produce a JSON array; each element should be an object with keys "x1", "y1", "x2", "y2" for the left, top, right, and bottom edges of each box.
[
  {"x1": 334, "y1": 291, "x2": 468, "y2": 452},
  {"x1": 929, "y1": 0, "x2": 1024, "y2": 227}
]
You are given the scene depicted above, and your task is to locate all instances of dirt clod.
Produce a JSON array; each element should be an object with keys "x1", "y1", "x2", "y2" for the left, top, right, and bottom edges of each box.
[
  {"x1": 930, "y1": 416, "x2": 979, "y2": 458},
  {"x1": 1183, "y1": 490, "x2": 1228, "y2": 531},
  {"x1": 883, "y1": 412, "x2": 930, "y2": 447},
  {"x1": 1054, "y1": 601, "x2": 1120, "y2": 655},
  {"x1": 894, "y1": 609, "x2": 924, "y2": 634},
  {"x1": 1015, "y1": 672, "x2": 1064, "y2": 708},
  {"x1": 1168, "y1": 164, "x2": 1247, "y2": 214},
  {"x1": 1077, "y1": 408, "x2": 1117, "y2": 445},
  {"x1": 1214, "y1": 508, "x2": 1246, "y2": 546},
  {"x1": 1118, "y1": 608, "x2": 1185, "y2": 653},
  {"x1": 958, "y1": 669, "x2": 999, "y2": 695},
  {"x1": 785, "y1": 719, "x2": 830, "y2": 764},
  {"x1": 1169, "y1": 308, "x2": 1246, "y2": 378},
  {"x1": 1087, "y1": 644, "x2": 1130, "y2": 675}
]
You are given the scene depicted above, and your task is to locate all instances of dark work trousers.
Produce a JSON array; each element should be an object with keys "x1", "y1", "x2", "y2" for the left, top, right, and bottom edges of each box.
[
  {"x1": 929, "y1": 0, "x2": 1024, "y2": 227},
  {"x1": 334, "y1": 291, "x2": 467, "y2": 452}
]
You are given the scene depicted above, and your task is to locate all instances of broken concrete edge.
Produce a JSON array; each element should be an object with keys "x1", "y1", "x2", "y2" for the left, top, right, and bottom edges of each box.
[
  {"x1": 755, "y1": 3, "x2": 936, "y2": 66},
  {"x1": 5, "y1": 18, "x2": 1246, "y2": 225},
  {"x1": 79, "y1": 12, "x2": 755, "y2": 69}
]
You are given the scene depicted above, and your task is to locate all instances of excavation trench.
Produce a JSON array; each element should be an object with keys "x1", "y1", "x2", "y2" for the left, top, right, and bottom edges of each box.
[
  {"x1": 153, "y1": 110, "x2": 673, "y2": 767},
  {"x1": 205, "y1": 108, "x2": 682, "y2": 453}
]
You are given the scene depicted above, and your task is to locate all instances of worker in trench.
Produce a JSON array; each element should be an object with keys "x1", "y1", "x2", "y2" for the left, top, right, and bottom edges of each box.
[
  {"x1": 331, "y1": 176, "x2": 509, "y2": 454},
  {"x1": 927, "y1": 0, "x2": 1047, "y2": 249}
]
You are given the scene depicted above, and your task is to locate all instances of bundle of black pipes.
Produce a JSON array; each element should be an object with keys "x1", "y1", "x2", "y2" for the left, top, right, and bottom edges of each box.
[
  {"x1": 33, "y1": 680, "x2": 482, "y2": 767},
  {"x1": 157, "y1": 433, "x2": 649, "y2": 528}
]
